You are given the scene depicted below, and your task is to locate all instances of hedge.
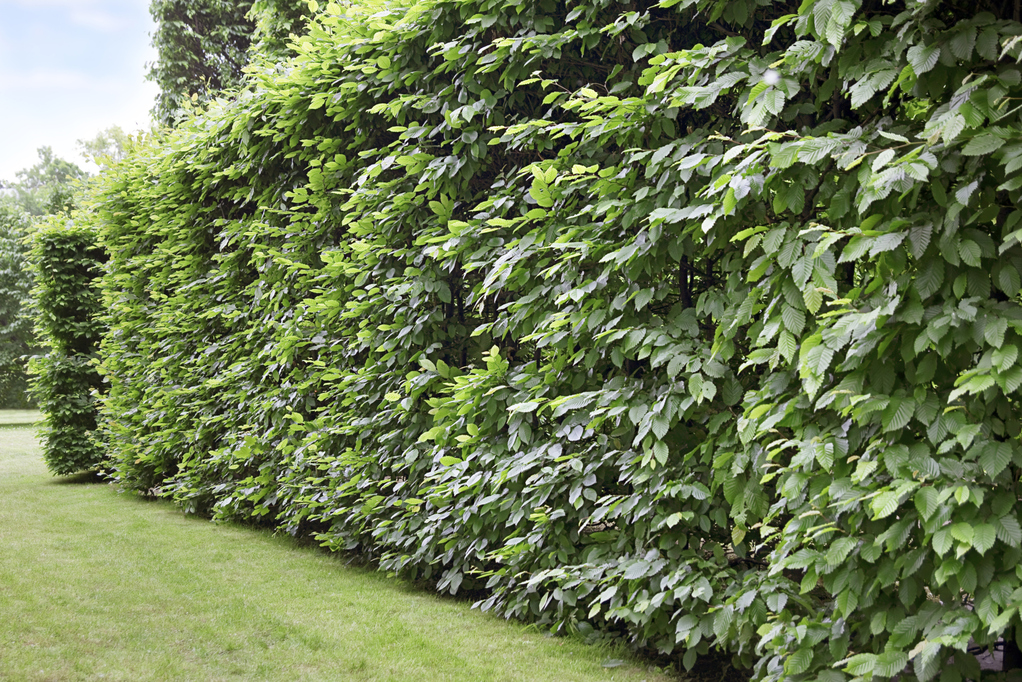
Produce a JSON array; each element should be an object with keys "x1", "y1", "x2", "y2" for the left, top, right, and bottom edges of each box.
[
  {"x1": 0, "y1": 204, "x2": 35, "y2": 409},
  {"x1": 89, "y1": 0, "x2": 1022, "y2": 678},
  {"x1": 31, "y1": 220, "x2": 105, "y2": 475}
]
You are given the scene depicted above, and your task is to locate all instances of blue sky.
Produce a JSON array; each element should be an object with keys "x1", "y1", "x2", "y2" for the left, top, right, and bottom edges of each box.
[{"x1": 0, "y1": 0, "x2": 158, "y2": 181}]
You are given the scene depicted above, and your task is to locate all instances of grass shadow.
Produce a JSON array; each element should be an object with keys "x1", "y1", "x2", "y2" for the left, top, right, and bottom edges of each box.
[{"x1": 51, "y1": 470, "x2": 108, "y2": 485}]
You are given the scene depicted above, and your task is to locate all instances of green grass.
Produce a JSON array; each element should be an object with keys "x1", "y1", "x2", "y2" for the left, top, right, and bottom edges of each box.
[
  {"x1": 0, "y1": 427, "x2": 676, "y2": 682},
  {"x1": 0, "y1": 409, "x2": 42, "y2": 427}
]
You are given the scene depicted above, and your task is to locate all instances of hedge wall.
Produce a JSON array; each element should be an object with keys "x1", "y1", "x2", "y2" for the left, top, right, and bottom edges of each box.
[
  {"x1": 0, "y1": 204, "x2": 35, "y2": 409},
  {"x1": 31, "y1": 221, "x2": 105, "y2": 475},
  {"x1": 92, "y1": 0, "x2": 1022, "y2": 678}
]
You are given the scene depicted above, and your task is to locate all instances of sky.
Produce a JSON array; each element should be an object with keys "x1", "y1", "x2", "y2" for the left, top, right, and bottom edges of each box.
[{"x1": 0, "y1": 0, "x2": 158, "y2": 182}]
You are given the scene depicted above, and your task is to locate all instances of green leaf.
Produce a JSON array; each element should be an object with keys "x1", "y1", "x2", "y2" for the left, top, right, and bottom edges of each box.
[
  {"x1": 997, "y1": 365, "x2": 1022, "y2": 393},
  {"x1": 839, "y1": 236, "x2": 873, "y2": 263},
  {"x1": 803, "y1": 285, "x2": 823, "y2": 314},
  {"x1": 652, "y1": 415, "x2": 671, "y2": 439},
  {"x1": 872, "y1": 490, "x2": 901, "y2": 519},
  {"x1": 791, "y1": 256, "x2": 812, "y2": 286},
  {"x1": 836, "y1": 587, "x2": 858, "y2": 616},
  {"x1": 785, "y1": 647, "x2": 813, "y2": 675},
  {"x1": 882, "y1": 398, "x2": 915, "y2": 432},
  {"x1": 962, "y1": 134, "x2": 1005, "y2": 157},
  {"x1": 872, "y1": 149, "x2": 896, "y2": 172},
  {"x1": 826, "y1": 536, "x2": 858, "y2": 564},
  {"x1": 985, "y1": 317, "x2": 1007, "y2": 348},
  {"x1": 933, "y1": 528, "x2": 952, "y2": 556},
  {"x1": 980, "y1": 442, "x2": 1012, "y2": 477},
  {"x1": 675, "y1": 614, "x2": 699, "y2": 643},
  {"x1": 914, "y1": 487, "x2": 939, "y2": 520},
  {"x1": 998, "y1": 265, "x2": 1022, "y2": 296},
  {"x1": 993, "y1": 344, "x2": 1018, "y2": 371},
  {"x1": 875, "y1": 651, "x2": 909, "y2": 678},
  {"x1": 943, "y1": 114, "x2": 966, "y2": 144},
  {"x1": 653, "y1": 440, "x2": 669, "y2": 465},
  {"x1": 825, "y1": 0, "x2": 856, "y2": 47},
  {"x1": 781, "y1": 304, "x2": 806, "y2": 334},
  {"x1": 530, "y1": 184, "x2": 553, "y2": 208},
  {"x1": 722, "y1": 376, "x2": 743, "y2": 406},
  {"x1": 844, "y1": 652, "x2": 877, "y2": 675},
  {"x1": 667, "y1": 355, "x2": 687, "y2": 377},
  {"x1": 623, "y1": 559, "x2": 651, "y2": 580},
  {"x1": 973, "y1": 523, "x2": 997, "y2": 554},
  {"x1": 913, "y1": 640, "x2": 942, "y2": 682},
  {"x1": 907, "y1": 44, "x2": 940, "y2": 75},
  {"x1": 634, "y1": 288, "x2": 654, "y2": 311},
  {"x1": 950, "y1": 522, "x2": 974, "y2": 545},
  {"x1": 959, "y1": 239, "x2": 982, "y2": 267},
  {"x1": 949, "y1": 25, "x2": 977, "y2": 60},
  {"x1": 996, "y1": 515, "x2": 1022, "y2": 546},
  {"x1": 732, "y1": 225, "x2": 769, "y2": 242},
  {"x1": 779, "y1": 330, "x2": 797, "y2": 363}
]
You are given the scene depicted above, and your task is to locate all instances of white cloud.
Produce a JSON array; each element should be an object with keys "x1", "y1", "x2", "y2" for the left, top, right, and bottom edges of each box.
[
  {"x1": 0, "y1": 1, "x2": 150, "y2": 14},
  {"x1": 0, "y1": 78, "x2": 158, "y2": 180},
  {"x1": 0, "y1": 69, "x2": 123, "y2": 93},
  {"x1": 0, "y1": 0, "x2": 157, "y2": 179},
  {"x1": 69, "y1": 8, "x2": 126, "y2": 32},
  {"x1": 0, "y1": 0, "x2": 99, "y2": 6}
]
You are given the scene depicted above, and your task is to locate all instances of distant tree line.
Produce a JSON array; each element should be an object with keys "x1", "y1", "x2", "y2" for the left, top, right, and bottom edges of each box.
[{"x1": 0, "y1": 0, "x2": 310, "y2": 409}]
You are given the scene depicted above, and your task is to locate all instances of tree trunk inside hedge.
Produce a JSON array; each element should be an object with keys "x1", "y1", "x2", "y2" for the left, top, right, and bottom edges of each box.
[{"x1": 1004, "y1": 629, "x2": 1022, "y2": 671}]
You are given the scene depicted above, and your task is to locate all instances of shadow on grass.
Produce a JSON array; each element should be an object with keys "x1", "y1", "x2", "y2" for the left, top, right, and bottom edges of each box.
[{"x1": 52, "y1": 470, "x2": 108, "y2": 485}]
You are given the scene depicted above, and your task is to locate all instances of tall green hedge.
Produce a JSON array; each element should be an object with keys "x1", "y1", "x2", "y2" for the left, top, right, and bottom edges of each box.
[
  {"x1": 92, "y1": 0, "x2": 1022, "y2": 678},
  {"x1": 0, "y1": 204, "x2": 35, "y2": 408},
  {"x1": 31, "y1": 221, "x2": 105, "y2": 475}
]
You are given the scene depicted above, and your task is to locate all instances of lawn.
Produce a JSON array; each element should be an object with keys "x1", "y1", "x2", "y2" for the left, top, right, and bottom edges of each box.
[
  {"x1": 0, "y1": 408, "x2": 41, "y2": 427},
  {"x1": 0, "y1": 420, "x2": 675, "y2": 682}
]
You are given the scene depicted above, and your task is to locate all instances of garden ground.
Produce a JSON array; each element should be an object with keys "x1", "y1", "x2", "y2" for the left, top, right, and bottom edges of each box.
[{"x1": 0, "y1": 412, "x2": 676, "y2": 682}]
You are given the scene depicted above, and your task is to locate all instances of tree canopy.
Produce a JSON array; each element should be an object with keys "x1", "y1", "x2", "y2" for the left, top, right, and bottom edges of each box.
[
  {"x1": 77, "y1": 126, "x2": 134, "y2": 171},
  {"x1": 0, "y1": 148, "x2": 88, "y2": 409},
  {"x1": 147, "y1": 0, "x2": 309, "y2": 124},
  {"x1": 0, "y1": 205, "x2": 35, "y2": 408},
  {"x1": 2, "y1": 147, "x2": 88, "y2": 217}
]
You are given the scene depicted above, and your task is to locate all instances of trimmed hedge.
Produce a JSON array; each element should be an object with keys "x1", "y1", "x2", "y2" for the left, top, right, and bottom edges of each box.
[
  {"x1": 0, "y1": 204, "x2": 35, "y2": 408},
  {"x1": 91, "y1": 0, "x2": 1022, "y2": 678},
  {"x1": 31, "y1": 221, "x2": 105, "y2": 475}
]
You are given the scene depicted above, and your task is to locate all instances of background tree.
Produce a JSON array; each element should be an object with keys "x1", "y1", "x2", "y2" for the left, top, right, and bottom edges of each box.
[
  {"x1": 247, "y1": 0, "x2": 309, "y2": 63},
  {"x1": 0, "y1": 204, "x2": 36, "y2": 409},
  {"x1": 147, "y1": 0, "x2": 308, "y2": 125},
  {"x1": 77, "y1": 126, "x2": 133, "y2": 171},
  {"x1": 1, "y1": 146, "x2": 88, "y2": 217}
]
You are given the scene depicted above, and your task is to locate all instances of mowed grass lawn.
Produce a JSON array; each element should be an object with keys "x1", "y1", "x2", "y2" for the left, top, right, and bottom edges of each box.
[
  {"x1": 0, "y1": 414, "x2": 674, "y2": 682},
  {"x1": 0, "y1": 409, "x2": 41, "y2": 426}
]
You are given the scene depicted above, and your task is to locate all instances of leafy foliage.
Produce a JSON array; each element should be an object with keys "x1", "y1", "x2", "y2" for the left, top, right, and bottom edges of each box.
[
  {"x1": 248, "y1": 0, "x2": 311, "y2": 60},
  {"x1": 2, "y1": 147, "x2": 88, "y2": 217},
  {"x1": 147, "y1": 0, "x2": 309, "y2": 124},
  {"x1": 93, "y1": 0, "x2": 1022, "y2": 678},
  {"x1": 30, "y1": 221, "x2": 105, "y2": 475},
  {"x1": 0, "y1": 205, "x2": 35, "y2": 408},
  {"x1": 76, "y1": 126, "x2": 134, "y2": 171}
]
